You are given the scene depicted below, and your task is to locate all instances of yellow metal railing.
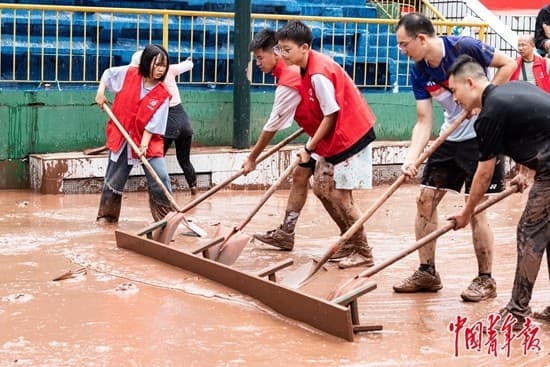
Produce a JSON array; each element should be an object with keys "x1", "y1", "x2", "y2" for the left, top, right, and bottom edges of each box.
[
  {"x1": 368, "y1": 0, "x2": 487, "y2": 39},
  {"x1": 0, "y1": 3, "x2": 488, "y2": 89}
]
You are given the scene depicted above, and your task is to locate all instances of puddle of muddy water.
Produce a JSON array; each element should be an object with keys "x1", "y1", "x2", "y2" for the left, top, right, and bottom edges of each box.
[{"x1": 0, "y1": 187, "x2": 548, "y2": 366}]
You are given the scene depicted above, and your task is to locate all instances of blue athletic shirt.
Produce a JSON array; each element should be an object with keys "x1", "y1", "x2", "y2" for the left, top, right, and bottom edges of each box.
[{"x1": 411, "y1": 36, "x2": 495, "y2": 142}]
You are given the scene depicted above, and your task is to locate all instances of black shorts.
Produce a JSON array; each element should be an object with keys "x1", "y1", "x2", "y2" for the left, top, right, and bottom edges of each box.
[{"x1": 421, "y1": 138, "x2": 505, "y2": 194}]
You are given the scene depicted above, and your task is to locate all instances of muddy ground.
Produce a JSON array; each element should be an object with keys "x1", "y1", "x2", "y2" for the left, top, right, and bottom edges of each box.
[{"x1": 0, "y1": 184, "x2": 548, "y2": 366}]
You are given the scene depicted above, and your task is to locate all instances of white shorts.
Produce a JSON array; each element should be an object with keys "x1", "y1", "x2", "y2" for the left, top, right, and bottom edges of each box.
[{"x1": 332, "y1": 144, "x2": 372, "y2": 190}]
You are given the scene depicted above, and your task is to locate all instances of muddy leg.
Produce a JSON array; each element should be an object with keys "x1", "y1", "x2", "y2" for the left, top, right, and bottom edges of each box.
[
  {"x1": 469, "y1": 196, "x2": 493, "y2": 274},
  {"x1": 144, "y1": 157, "x2": 174, "y2": 221},
  {"x1": 416, "y1": 187, "x2": 446, "y2": 266},
  {"x1": 506, "y1": 180, "x2": 549, "y2": 318},
  {"x1": 275, "y1": 165, "x2": 312, "y2": 232},
  {"x1": 313, "y1": 158, "x2": 373, "y2": 267},
  {"x1": 97, "y1": 190, "x2": 123, "y2": 223},
  {"x1": 312, "y1": 158, "x2": 348, "y2": 233},
  {"x1": 97, "y1": 151, "x2": 133, "y2": 223}
]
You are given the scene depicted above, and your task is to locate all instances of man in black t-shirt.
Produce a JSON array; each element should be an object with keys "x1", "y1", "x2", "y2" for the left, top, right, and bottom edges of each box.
[{"x1": 448, "y1": 55, "x2": 550, "y2": 330}]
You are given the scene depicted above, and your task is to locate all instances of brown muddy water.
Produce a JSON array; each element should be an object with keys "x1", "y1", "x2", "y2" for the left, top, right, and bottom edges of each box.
[{"x1": 0, "y1": 184, "x2": 548, "y2": 366}]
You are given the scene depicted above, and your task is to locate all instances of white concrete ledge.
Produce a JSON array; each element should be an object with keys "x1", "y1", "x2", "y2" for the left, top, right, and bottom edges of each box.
[{"x1": 29, "y1": 141, "x2": 513, "y2": 194}]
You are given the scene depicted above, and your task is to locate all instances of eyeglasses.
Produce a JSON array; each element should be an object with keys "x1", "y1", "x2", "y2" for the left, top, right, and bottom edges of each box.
[
  {"x1": 398, "y1": 35, "x2": 417, "y2": 49},
  {"x1": 273, "y1": 44, "x2": 295, "y2": 56}
]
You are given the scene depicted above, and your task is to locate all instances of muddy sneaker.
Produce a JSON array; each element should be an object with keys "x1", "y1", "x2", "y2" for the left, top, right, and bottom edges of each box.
[
  {"x1": 328, "y1": 244, "x2": 355, "y2": 262},
  {"x1": 338, "y1": 247, "x2": 374, "y2": 269},
  {"x1": 253, "y1": 226, "x2": 294, "y2": 251},
  {"x1": 533, "y1": 306, "x2": 550, "y2": 322},
  {"x1": 393, "y1": 270, "x2": 443, "y2": 293},
  {"x1": 96, "y1": 216, "x2": 118, "y2": 224},
  {"x1": 460, "y1": 276, "x2": 497, "y2": 302},
  {"x1": 485, "y1": 308, "x2": 526, "y2": 333}
]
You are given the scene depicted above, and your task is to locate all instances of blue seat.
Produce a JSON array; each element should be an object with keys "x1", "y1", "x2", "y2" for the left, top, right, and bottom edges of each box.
[
  {"x1": 367, "y1": 32, "x2": 397, "y2": 48},
  {"x1": 344, "y1": 56, "x2": 397, "y2": 87},
  {"x1": 342, "y1": 6, "x2": 378, "y2": 19},
  {"x1": 300, "y1": 5, "x2": 323, "y2": 16},
  {"x1": 0, "y1": 33, "x2": 111, "y2": 81}
]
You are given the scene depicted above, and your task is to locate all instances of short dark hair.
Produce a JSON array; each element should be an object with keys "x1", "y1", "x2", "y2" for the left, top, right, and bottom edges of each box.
[
  {"x1": 276, "y1": 20, "x2": 313, "y2": 46},
  {"x1": 139, "y1": 44, "x2": 169, "y2": 81},
  {"x1": 248, "y1": 29, "x2": 276, "y2": 52},
  {"x1": 447, "y1": 54, "x2": 486, "y2": 80},
  {"x1": 396, "y1": 12, "x2": 435, "y2": 38}
]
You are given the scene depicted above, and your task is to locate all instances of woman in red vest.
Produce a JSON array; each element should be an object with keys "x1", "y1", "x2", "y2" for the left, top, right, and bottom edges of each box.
[
  {"x1": 95, "y1": 44, "x2": 173, "y2": 223},
  {"x1": 271, "y1": 20, "x2": 378, "y2": 269}
]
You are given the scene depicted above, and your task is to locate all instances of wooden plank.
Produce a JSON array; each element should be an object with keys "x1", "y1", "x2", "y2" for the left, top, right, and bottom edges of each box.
[
  {"x1": 332, "y1": 282, "x2": 377, "y2": 306},
  {"x1": 115, "y1": 230, "x2": 354, "y2": 341},
  {"x1": 256, "y1": 258, "x2": 294, "y2": 278}
]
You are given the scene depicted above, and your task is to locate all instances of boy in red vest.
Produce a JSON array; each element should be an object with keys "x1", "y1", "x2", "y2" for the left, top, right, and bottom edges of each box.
[
  {"x1": 260, "y1": 20, "x2": 377, "y2": 269},
  {"x1": 242, "y1": 29, "x2": 302, "y2": 174},
  {"x1": 241, "y1": 29, "x2": 313, "y2": 253},
  {"x1": 95, "y1": 44, "x2": 173, "y2": 223}
]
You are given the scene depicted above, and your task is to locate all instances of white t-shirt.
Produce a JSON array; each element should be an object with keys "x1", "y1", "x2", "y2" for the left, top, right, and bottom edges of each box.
[
  {"x1": 311, "y1": 74, "x2": 340, "y2": 116},
  {"x1": 263, "y1": 85, "x2": 301, "y2": 132},
  {"x1": 165, "y1": 60, "x2": 194, "y2": 107}
]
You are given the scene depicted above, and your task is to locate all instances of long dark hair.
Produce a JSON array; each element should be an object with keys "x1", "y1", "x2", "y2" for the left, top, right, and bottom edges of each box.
[{"x1": 139, "y1": 44, "x2": 169, "y2": 81}]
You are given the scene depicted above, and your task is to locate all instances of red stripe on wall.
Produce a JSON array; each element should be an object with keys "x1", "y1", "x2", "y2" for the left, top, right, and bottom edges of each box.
[{"x1": 480, "y1": 0, "x2": 547, "y2": 11}]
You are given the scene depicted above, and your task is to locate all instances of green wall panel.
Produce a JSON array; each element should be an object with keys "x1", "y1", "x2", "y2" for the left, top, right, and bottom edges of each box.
[
  {"x1": 0, "y1": 88, "x2": 444, "y2": 188},
  {"x1": 0, "y1": 89, "x2": 444, "y2": 157},
  {"x1": 0, "y1": 160, "x2": 29, "y2": 189}
]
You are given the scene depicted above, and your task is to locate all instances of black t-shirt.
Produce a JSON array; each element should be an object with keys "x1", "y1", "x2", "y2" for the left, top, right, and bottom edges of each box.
[
  {"x1": 535, "y1": 5, "x2": 550, "y2": 54},
  {"x1": 475, "y1": 81, "x2": 550, "y2": 171}
]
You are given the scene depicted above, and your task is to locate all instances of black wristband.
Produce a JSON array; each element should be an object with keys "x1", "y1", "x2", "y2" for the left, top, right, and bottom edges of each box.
[{"x1": 304, "y1": 145, "x2": 314, "y2": 154}]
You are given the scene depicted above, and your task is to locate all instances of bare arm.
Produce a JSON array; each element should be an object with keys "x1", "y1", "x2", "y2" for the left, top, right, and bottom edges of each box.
[
  {"x1": 95, "y1": 81, "x2": 108, "y2": 109},
  {"x1": 489, "y1": 50, "x2": 516, "y2": 85},
  {"x1": 242, "y1": 130, "x2": 277, "y2": 174},
  {"x1": 298, "y1": 112, "x2": 337, "y2": 163},
  {"x1": 451, "y1": 158, "x2": 496, "y2": 229},
  {"x1": 510, "y1": 163, "x2": 531, "y2": 193},
  {"x1": 139, "y1": 130, "x2": 153, "y2": 157},
  {"x1": 242, "y1": 86, "x2": 300, "y2": 174},
  {"x1": 402, "y1": 99, "x2": 434, "y2": 178}
]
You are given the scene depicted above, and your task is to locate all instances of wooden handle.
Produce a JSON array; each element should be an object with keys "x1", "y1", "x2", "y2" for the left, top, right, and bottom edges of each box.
[
  {"x1": 309, "y1": 112, "x2": 470, "y2": 278},
  {"x1": 331, "y1": 112, "x2": 469, "y2": 250},
  {"x1": 356, "y1": 185, "x2": 519, "y2": 279},
  {"x1": 236, "y1": 158, "x2": 301, "y2": 231},
  {"x1": 103, "y1": 104, "x2": 181, "y2": 212},
  {"x1": 180, "y1": 128, "x2": 304, "y2": 212}
]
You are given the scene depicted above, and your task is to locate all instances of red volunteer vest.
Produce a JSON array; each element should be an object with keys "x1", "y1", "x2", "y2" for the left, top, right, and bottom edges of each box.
[
  {"x1": 272, "y1": 58, "x2": 301, "y2": 90},
  {"x1": 293, "y1": 50, "x2": 376, "y2": 157},
  {"x1": 511, "y1": 55, "x2": 550, "y2": 93},
  {"x1": 106, "y1": 67, "x2": 171, "y2": 158}
]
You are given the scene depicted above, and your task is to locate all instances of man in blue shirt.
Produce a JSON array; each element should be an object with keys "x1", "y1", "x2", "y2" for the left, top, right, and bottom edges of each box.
[{"x1": 393, "y1": 13, "x2": 516, "y2": 302}]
